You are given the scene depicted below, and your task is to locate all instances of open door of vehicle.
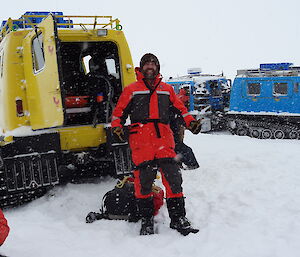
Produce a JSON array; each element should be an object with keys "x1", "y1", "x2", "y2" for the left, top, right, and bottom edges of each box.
[{"x1": 22, "y1": 14, "x2": 63, "y2": 130}]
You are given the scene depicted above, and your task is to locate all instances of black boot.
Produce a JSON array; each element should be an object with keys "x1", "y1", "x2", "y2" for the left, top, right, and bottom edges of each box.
[
  {"x1": 167, "y1": 197, "x2": 199, "y2": 236},
  {"x1": 140, "y1": 216, "x2": 154, "y2": 235},
  {"x1": 137, "y1": 197, "x2": 154, "y2": 235}
]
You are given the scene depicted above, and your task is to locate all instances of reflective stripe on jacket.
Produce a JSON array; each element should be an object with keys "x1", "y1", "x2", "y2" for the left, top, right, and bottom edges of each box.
[{"x1": 111, "y1": 70, "x2": 194, "y2": 128}]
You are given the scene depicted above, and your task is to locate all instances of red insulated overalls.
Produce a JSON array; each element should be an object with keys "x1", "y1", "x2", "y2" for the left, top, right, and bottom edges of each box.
[
  {"x1": 111, "y1": 70, "x2": 195, "y2": 199},
  {"x1": 0, "y1": 209, "x2": 9, "y2": 245}
]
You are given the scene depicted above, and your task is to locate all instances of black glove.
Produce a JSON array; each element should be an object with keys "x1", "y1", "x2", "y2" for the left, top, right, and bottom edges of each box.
[
  {"x1": 188, "y1": 120, "x2": 202, "y2": 134},
  {"x1": 86, "y1": 212, "x2": 103, "y2": 223},
  {"x1": 112, "y1": 126, "x2": 125, "y2": 142}
]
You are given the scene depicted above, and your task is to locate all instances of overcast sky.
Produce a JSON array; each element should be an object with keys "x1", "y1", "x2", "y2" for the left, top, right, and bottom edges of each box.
[{"x1": 1, "y1": 0, "x2": 300, "y2": 80}]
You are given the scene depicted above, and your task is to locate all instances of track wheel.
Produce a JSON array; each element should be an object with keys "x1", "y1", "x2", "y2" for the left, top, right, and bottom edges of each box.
[
  {"x1": 262, "y1": 129, "x2": 272, "y2": 139},
  {"x1": 227, "y1": 120, "x2": 236, "y2": 130},
  {"x1": 250, "y1": 128, "x2": 261, "y2": 138},
  {"x1": 274, "y1": 130, "x2": 285, "y2": 139},
  {"x1": 228, "y1": 128, "x2": 235, "y2": 135},
  {"x1": 237, "y1": 127, "x2": 248, "y2": 136},
  {"x1": 289, "y1": 130, "x2": 299, "y2": 139}
]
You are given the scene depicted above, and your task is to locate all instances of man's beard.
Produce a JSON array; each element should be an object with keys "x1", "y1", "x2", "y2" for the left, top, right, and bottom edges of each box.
[{"x1": 142, "y1": 68, "x2": 157, "y2": 79}]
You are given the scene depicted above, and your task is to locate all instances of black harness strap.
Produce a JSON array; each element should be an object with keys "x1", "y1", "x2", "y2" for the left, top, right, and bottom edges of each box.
[
  {"x1": 139, "y1": 119, "x2": 162, "y2": 138},
  {"x1": 143, "y1": 78, "x2": 162, "y2": 96},
  {"x1": 141, "y1": 78, "x2": 163, "y2": 138},
  {"x1": 153, "y1": 120, "x2": 161, "y2": 138}
]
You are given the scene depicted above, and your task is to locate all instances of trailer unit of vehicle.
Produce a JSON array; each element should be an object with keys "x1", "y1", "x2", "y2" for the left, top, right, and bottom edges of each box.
[
  {"x1": 227, "y1": 63, "x2": 300, "y2": 139},
  {"x1": 0, "y1": 12, "x2": 135, "y2": 207}
]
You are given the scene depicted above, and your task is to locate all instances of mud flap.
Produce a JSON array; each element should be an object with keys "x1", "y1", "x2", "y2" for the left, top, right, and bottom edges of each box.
[{"x1": 105, "y1": 127, "x2": 132, "y2": 177}]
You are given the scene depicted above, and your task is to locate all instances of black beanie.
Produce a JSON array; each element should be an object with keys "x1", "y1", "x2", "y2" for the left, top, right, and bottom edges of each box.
[{"x1": 139, "y1": 53, "x2": 160, "y2": 74}]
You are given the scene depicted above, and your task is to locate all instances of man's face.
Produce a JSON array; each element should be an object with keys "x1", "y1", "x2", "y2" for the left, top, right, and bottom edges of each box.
[{"x1": 142, "y1": 61, "x2": 157, "y2": 79}]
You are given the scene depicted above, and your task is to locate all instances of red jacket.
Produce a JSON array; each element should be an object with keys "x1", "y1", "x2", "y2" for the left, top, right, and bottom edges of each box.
[
  {"x1": 112, "y1": 70, "x2": 194, "y2": 129},
  {"x1": 0, "y1": 209, "x2": 9, "y2": 245},
  {"x1": 177, "y1": 88, "x2": 189, "y2": 106}
]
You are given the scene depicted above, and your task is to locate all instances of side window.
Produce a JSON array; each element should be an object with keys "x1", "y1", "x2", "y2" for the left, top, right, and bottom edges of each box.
[
  {"x1": 209, "y1": 81, "x2": 222, "y2": 97},
  {"x1": 82, "y1": 55, "x2": 92, "y2": 75},
  {"x1": 105, "y1": 58, "x2": 119, "y2": 79},
  {"x1": 273, "y1": 82, "x2": 288, "y2": 96},
  {"x1": 294, "y1": 82, "x2": 299, "y2": 93},
  {"x1": 247, "y1": 83, "x2": 261, "y2": 96},
  {"x1": 32, "y1": 33, "x2": 45, "y2": 73}
]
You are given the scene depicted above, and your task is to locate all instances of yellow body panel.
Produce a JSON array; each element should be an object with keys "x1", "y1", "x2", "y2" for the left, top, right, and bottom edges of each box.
[
  {"x1": 0, "y1": 31, "x2": 29, "y2": 132},
  {"x1": 22, "y1": 15, "x2": 64, "y2": 130},
  {"x1": 58, "y1": 125, "x2": 106, "y2": 150}
]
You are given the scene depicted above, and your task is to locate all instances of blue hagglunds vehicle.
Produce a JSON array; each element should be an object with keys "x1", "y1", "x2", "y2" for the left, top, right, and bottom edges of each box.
[
  {"x1": 167, "y1": 68, "x2": 231, "y2": 132},
  {"x1": 227, "y1": 63, "x2": 300, "y2": 139}
]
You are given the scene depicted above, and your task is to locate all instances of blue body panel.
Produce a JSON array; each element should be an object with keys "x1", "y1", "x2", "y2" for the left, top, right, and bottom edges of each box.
[
  {"x1": 229, "y1": 76, "x2": 300, "y2": 114},
  {"x1": 260, "y1": 63, "x2": 293, "y2": 71}
]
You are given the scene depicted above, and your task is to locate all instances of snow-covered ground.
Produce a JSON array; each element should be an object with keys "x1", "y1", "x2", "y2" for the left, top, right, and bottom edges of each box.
[{"x1": 1, "y1": 132, "x2": 300, "y2": 257}]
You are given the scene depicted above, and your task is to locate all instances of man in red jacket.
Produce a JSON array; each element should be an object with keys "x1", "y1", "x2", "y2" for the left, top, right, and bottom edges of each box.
[
  {"x1": 111, "y1": 53, "x2": 201, "y2": 236},
  {"x1": 0, "y1": 209, "x2": 9, "y2": 246}
]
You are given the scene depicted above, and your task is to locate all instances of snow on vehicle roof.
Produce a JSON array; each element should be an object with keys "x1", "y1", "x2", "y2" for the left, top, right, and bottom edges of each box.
[{"x1": 167, "y1": 74, "x2": 226, "y2": 83}]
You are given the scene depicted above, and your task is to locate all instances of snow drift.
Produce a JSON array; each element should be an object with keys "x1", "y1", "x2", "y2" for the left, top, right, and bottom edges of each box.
[{"x1": 2, "y1": 132, "x2": 300, "y2": 257}]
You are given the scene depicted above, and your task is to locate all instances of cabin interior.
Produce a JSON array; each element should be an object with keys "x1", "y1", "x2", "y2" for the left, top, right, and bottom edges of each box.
[{"x1": 59, "y1": 41, "x2": 122, "y2": 126}]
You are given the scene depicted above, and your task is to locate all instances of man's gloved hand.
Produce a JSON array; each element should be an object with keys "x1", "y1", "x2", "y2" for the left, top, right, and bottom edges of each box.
[
  {"x1": 188, "y1": 119, "x2": 202, "y2": 134},
  {"x1": 112, "y1": 126, "x2": 125, "y2": 141}
]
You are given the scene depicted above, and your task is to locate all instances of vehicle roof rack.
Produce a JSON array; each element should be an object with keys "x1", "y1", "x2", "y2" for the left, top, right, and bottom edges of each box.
[
  {"x1": 237, "y1": 66, "x2": 300, "y2": 77},
  {"x1": 1, "y1": 12, "x2": 122, "y2": 40}
]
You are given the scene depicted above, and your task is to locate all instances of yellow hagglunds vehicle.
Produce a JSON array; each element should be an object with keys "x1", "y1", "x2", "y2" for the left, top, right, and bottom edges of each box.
[{"x1": 0, "y1": 12, "x2": 135, "y2": 207}]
